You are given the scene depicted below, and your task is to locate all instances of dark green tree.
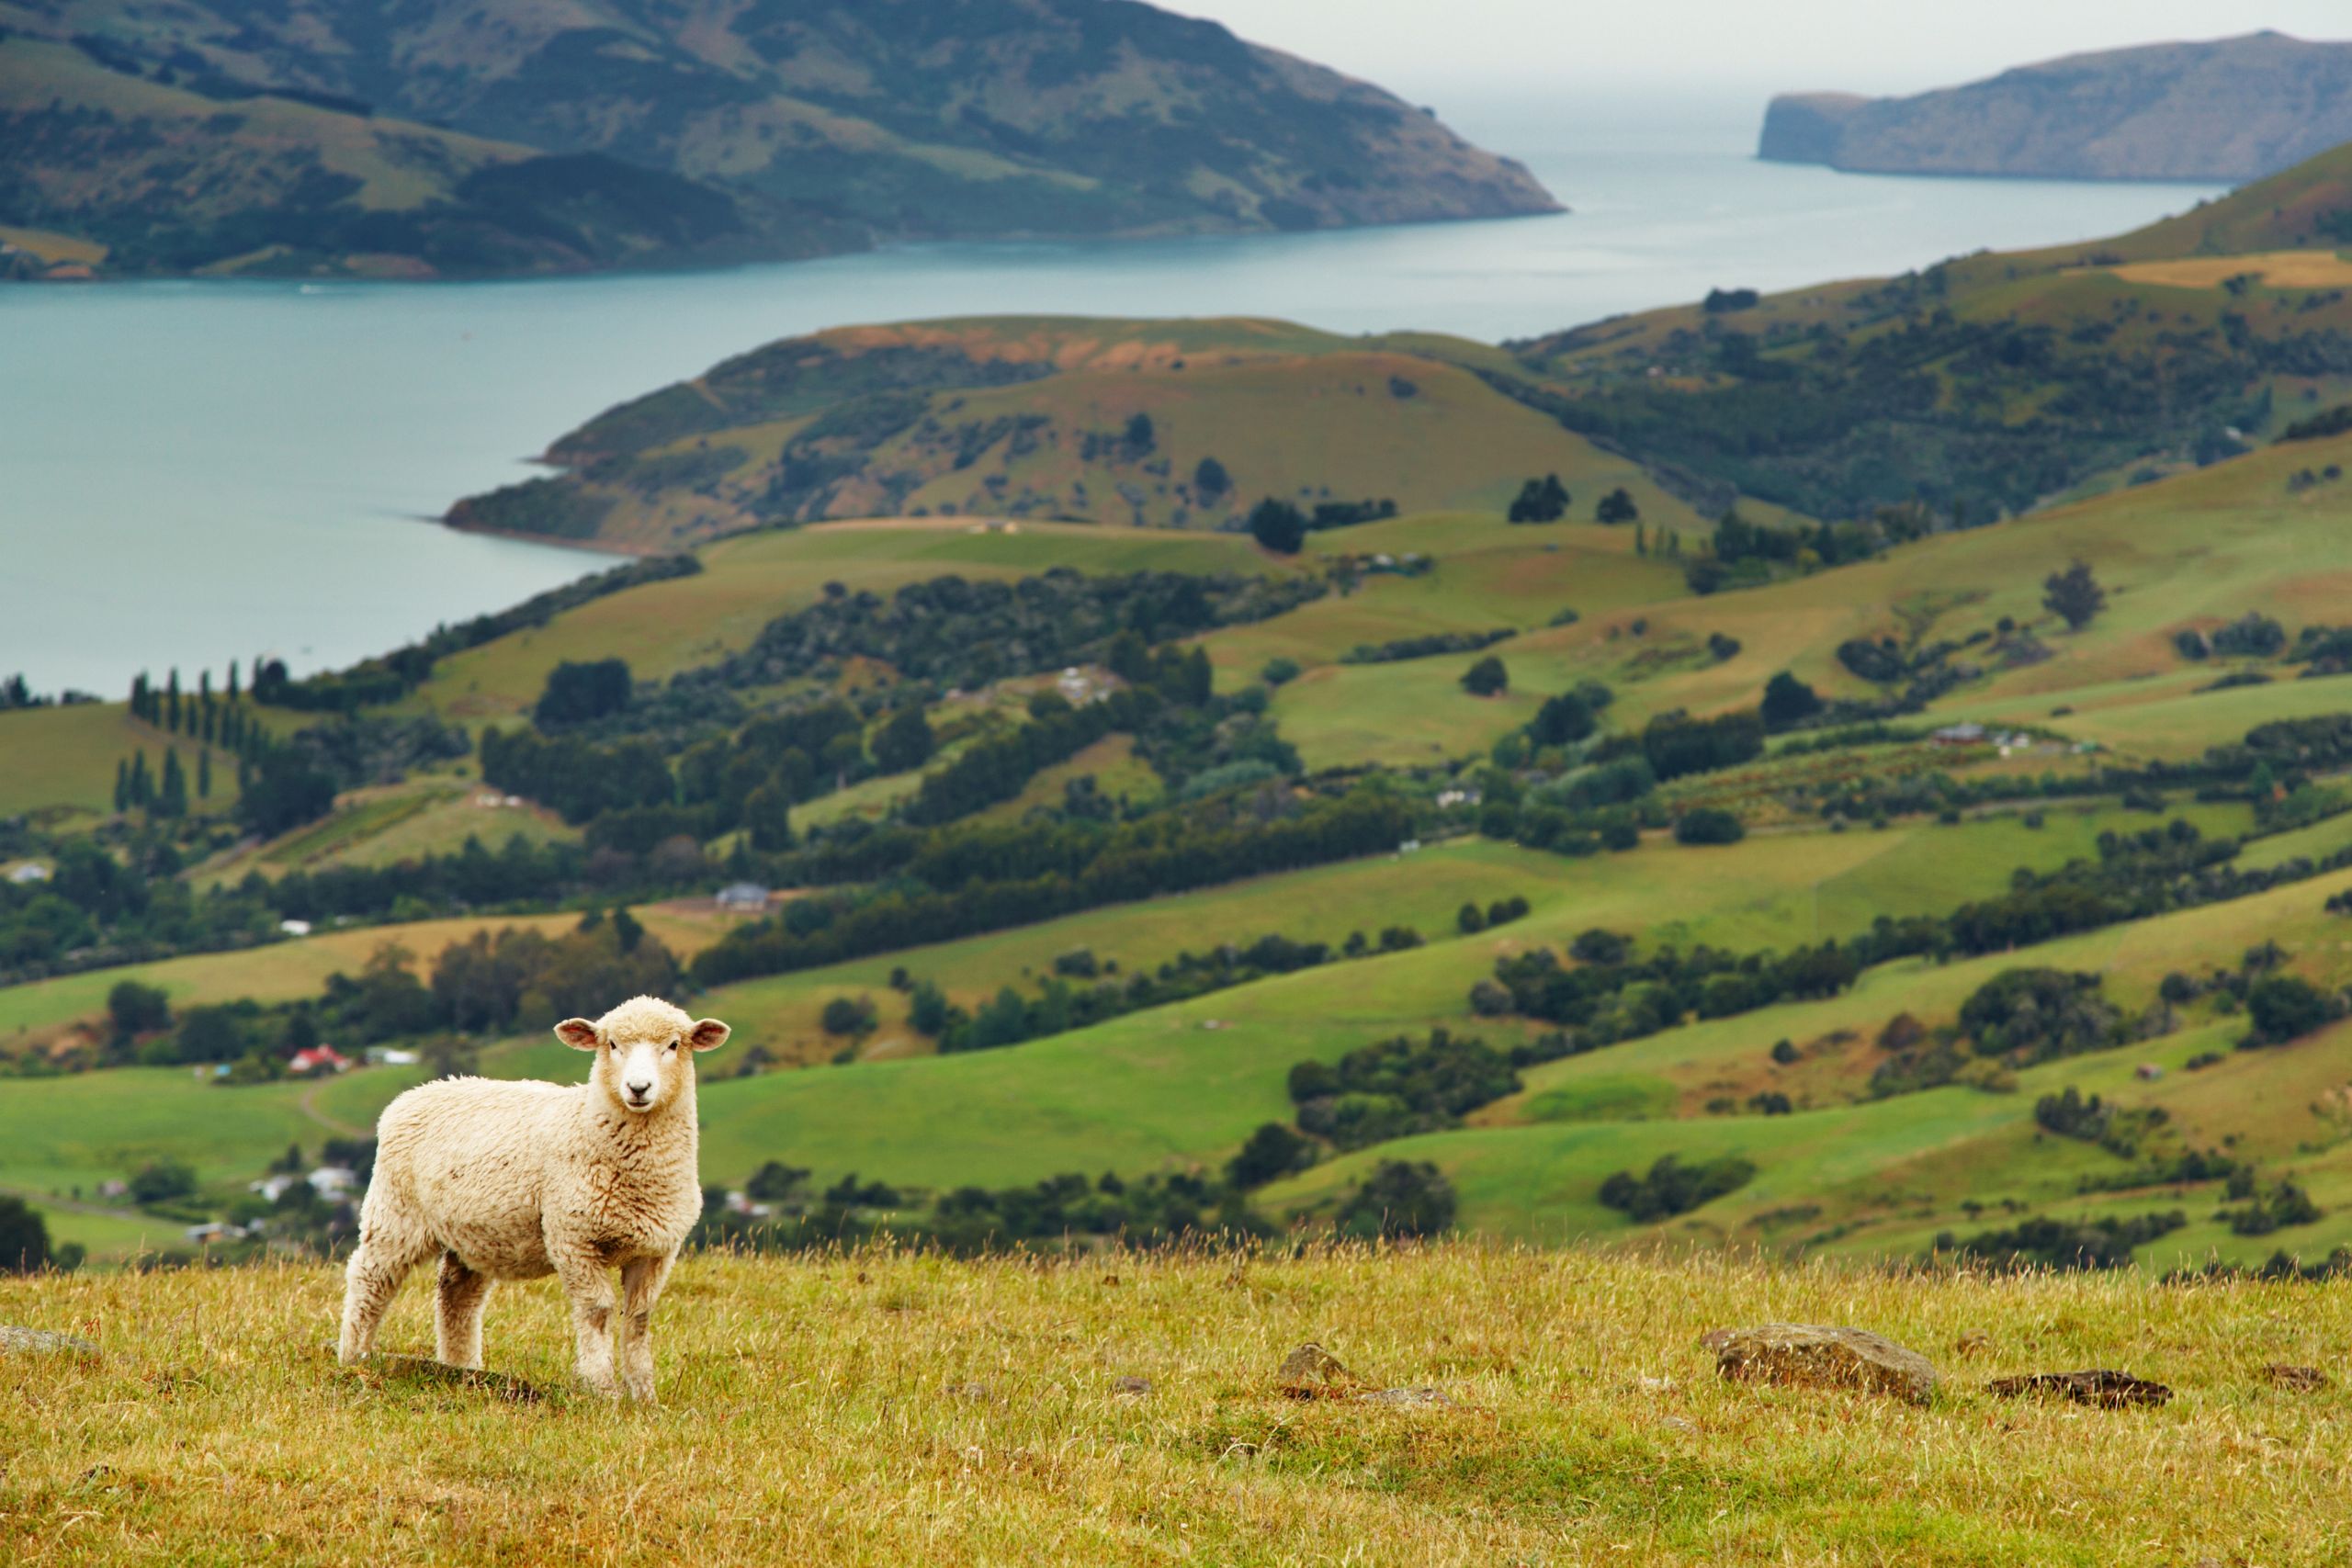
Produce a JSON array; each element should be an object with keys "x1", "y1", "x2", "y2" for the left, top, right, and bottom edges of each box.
[
  {"x1": 742, "y1": 782, "x2": 794, "y2": 854},
  {"x1": 1759, "y1": 671, "x2": 1824, "y2": 730},
  {"x1": 156, "y1": 749, "x2": 187, "y2": 818},
  {"x1": 871, "y1": 706, "x2": 936, "y2": 773},
  {"x1": 0, "y1": 1195, "x2": 50, "y2": 1273},
  {"x1": 2043, "y1": 559, "x2": 2107, "y2": 631},
  {"x1": 1248, "y1": 498, "x2": 1308, "y2": 555},
  {"x1": 1225, "y1": 1122, "x2": 1312, "y2": 1190},
  {"x1": 1461, "y1": 656, "x2": 1509, "y2": 697},
  {"x1": 1596, "y1": 487, "x2": 1640, "y2": 525}
]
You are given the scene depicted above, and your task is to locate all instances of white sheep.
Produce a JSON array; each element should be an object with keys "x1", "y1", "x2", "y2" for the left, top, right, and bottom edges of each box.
[{"x1": 336, "y1": 995, "x2": 731, "y2": 1400}]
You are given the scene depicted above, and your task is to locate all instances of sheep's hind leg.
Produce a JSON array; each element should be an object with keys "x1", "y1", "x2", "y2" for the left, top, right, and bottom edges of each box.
[
  {"x1": 551, "y1": 1246, "x2": 620, "y2": 1399},
  {"x1": 616, "y1": 1252, "x2": 674, "y2": 1403},
  {"x1": 337, "y1": 1209, "x2": 434, "y2": 1364},
  {"x1": 435, "y1": 1253, "x2": 494, "y2": 1370}
]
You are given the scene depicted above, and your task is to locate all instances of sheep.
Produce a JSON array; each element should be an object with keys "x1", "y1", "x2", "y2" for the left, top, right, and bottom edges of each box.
[{"x1": 336, "y1": 995, "x2": 731, "y2": 1400}]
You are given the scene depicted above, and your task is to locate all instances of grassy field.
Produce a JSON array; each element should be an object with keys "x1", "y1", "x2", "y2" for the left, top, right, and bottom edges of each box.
[
  {"x1": 4, "y1": 1247, "x2": 2349, "y2": 1565},
  {"x1": 0, "y1": 796, "x2": 2274, "y2": 1252},
  {"x1": 1275, "y1": 853, "x2": 2352, "y2": 1266},
  {"x1": 0, "y1": 908, "x2": 729, "y2": 1053},
  {"x1": 402, "y1": 518, "x2": 1287, "y2": 726},
  {"x1": 0, "y1": 703, "x2": 243, "y2": 819},
  {"x1": 1235, "y1": 428, "x2": 2352, "y2": 771}
]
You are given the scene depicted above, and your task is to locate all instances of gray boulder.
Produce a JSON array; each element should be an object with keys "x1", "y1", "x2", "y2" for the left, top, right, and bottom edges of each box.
[
  {"x1": 0, "y1": 1325, "x2": 98, "y2": 1358},
  {"x1": 1709, "y1": 1324, "x2": 1937, "y2": 1402}
]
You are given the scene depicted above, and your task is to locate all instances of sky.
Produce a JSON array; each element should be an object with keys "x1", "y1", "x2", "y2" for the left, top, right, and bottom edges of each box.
[{"x1": 1160, "y1": 1, "x2": 2352, "y2": 100}]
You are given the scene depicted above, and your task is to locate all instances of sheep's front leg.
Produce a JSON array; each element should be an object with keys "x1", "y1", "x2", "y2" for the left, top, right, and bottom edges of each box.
[
  {"x1": 616, "y1": 1251, "x2": 674, "y2": 1404},
  {"x1": 550, "y1": 1246, "x2": 620, "y2": 1399}
]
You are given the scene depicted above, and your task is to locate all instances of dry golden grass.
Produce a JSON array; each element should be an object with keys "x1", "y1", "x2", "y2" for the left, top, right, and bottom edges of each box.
[
  {"x1": 2105, "y1": 250, "x2": 2352, "y2": 289},
  {"x1": 4, "y1": 1246, "x2": 2347, "y2": 1565}
]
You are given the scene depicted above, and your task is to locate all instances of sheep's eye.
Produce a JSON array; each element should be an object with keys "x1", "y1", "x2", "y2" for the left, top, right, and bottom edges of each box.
[{"x1": 667, "y1": 1040, "x2": 680, "y2": 1053}]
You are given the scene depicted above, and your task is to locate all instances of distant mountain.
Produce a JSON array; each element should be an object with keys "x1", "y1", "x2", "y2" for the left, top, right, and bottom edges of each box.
[
  {"x1": 0, "y1": 0, "x2": 1555, "y2": 281},
  {"x1": 1759, "y1": 31, "x2": 2352, "y2": 182}
]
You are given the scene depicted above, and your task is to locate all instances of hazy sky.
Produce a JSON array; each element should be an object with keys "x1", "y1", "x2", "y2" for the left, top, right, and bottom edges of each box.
[{"x1": 1161, "y1": 1, "x2": 2351, "y2": 98}]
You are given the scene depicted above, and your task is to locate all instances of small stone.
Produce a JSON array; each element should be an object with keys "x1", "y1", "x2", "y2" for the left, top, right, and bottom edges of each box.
[
  {"x1": 1658, "y1": 1416, "x2": 1697, "y2": 1434},
  {"x1": 2262, "y1": 1364, "x2": 2329, "y2": 1393},
  {"x1": 1275, "y1": 1342, "x2": 1358, "y2": 1399},
  {"x1": 1361, "y1": 1386, "x2": 1453, "y2": 1408},
  {"x1": 1954, "y1": 1331, "x2": 1993, "y2": 1359},
  {"x1": 0, "y1": 1325, "x2": 99, "y2": 1358},
  {"x1": 1632, "y1": 1375, "x2": 1678, "y2": 1393},
  {"x1": 946, "y1": 1382, "x2": 993, "y2": 1402},
  {"x1": 1113, "y1": 1375, "x2": 1151, "y2": 1396},
  {"x1": 1985, "y1": 1370, "x2": 2171, "y2": 1409},
  {"x1": 1711, "y1": 1324, "x2": 1938, "y2": 1403}
]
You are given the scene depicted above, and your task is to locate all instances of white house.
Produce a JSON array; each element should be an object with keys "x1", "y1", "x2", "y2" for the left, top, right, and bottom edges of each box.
[
  {"x1": 307, "y1": 1167, "x2": 358, "y2": 1197},
  {"x1": 249, "y1": 1175, "x2": 300, "y2": 1203},
  {"x1": 279, "y1": 919, "x2": 313, "y2": 937},
  {"x1": 6, "y1": 862, "x2": 50, "y2": 885},
  {"x1": 715, "y1": 882, "x2": 770, "y2": 912}
]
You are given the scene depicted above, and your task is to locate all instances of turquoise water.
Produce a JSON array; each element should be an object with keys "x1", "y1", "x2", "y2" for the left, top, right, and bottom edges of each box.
[{"x1": 0, "y1": 107, "x2": 2224, "y2": 697}]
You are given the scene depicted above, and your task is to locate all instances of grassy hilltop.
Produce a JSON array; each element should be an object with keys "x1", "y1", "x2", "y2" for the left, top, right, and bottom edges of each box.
[{"x1": 4, "y1": 1247, "x2": 2349, "y2": 1565}]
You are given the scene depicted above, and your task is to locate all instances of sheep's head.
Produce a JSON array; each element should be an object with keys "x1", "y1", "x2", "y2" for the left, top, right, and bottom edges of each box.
[{"x1": 555, "y1": 996, "x2": 730, "y2": 1116}]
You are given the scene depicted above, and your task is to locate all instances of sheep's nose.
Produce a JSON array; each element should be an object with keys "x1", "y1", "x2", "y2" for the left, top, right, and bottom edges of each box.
[{"x1": 625, "y1": 1079, "x2": 653, "y2": 1099}]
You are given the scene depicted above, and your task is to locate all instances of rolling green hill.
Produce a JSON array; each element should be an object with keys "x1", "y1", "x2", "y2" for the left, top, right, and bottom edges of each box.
[
  {"x1": 0, "y1": 0, "x2": 1553, "y2": 280},
  {"x1": 17, "y1": 168, "x2": 2352, "y2": 1282},
  {"x1": 443, "y1": 317, "x2": 1714, "y2": 550}
]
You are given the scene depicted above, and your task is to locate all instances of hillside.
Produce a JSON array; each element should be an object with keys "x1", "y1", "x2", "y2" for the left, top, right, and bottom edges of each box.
[
  {"x1": 444, "y1": 318, "x2": 1720, "y2": 549},
  {"x1": 1759, "y1": 31, "x2": 2352, "y2": 182},
  {"x1": 0, "y1": 0, "x2": 1555, "y2": 281},
  {"x1": 14, "y1": 413, "x2": 2352, "y2": 1281},
  {"x1": 5, "y1": 1250, "x2": 2350, "y2": 1564},
  {"x1": 1513, "y1": 132, "x2": 2352, "y2": 522}
]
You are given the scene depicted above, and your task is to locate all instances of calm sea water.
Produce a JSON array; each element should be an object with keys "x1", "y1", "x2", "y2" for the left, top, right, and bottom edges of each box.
[{"x1": 0, "y1": 100, "x2": 2225, "y2": 697}]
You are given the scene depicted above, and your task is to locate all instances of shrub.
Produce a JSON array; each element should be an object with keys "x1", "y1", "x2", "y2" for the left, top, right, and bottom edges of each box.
[
  {"x1": 1760, "y1": 671, "x2": 1823, "y2": 729},
  {"x1": 1247, "y1": 498, "x2": 1307, "y2": 554},
  {"x1": 820, "y1": 996, "x2": 876, "y2": 1036},
  {"x1": 1261, "y1": 657, "x2": 1301, "y2": 686},
  {"x1": 1225, "y1": 1122, "x2": 1313, "y2": 1190},
  {"x1": 129, "y1": 1160, "x2": 198, "y2": 1205},
  {"x1": 1597, "y1": 1154, "x2": 1756, "y2": 1222},
  {"x1": 2243, "y1": 976, "x2": 2331, "y2": 1046},
  {"x1": 1461, "y1": 656, "x2": 1509, "y2": 697},
  {"x1": 1334, "y1": 1160, "x2": 1456, "y2": 1239},
  {"x1": 1673, "y1": 808, "x2": 1745, "y2": 845}
]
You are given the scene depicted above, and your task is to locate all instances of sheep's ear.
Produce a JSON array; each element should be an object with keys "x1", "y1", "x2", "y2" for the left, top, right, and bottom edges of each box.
[
  {"x1": 686, "y1": 1018, "x2": 732, "y2": 1053},
  {"x1": 554, "y1": 1018, "x2": 601, "y2": 1052}
]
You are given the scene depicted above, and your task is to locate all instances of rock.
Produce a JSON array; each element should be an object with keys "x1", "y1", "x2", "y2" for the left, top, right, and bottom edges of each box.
[
  {"x1": 2262, "y1": 1364, "x2": 2329, "y2": 1393},
  {"x1": 1954, "y1": 1331, "x2": 1994, "y2": 1359},
  {"x1": 1711, "y1": 1324, "x2": 1938, "y2": 1403},
  {"x1": 1658, "y1": 1416, "x2": 1697, "y2": 1435},
  {"x1": 1632, "y1": 1375, "x2": 1678, "y2": 1394},
  {"x1": 1112, "y1": 1375, "x2": 1151, "y2": 1397},
  {"x1": 1985, "y1": 1370, "x2": 2172, "y2": 1408},
  {"x1": 1361, "y1": 1386, "x2": 1453, "y2": 1408},
  {"x1": 0, "y1": 1325, "x2": 98, "y2": 1358},
  {"x1": 1275, "y1": 1342, "x2": 1358, "y2": 1399}
]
